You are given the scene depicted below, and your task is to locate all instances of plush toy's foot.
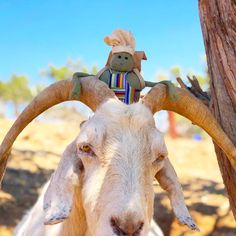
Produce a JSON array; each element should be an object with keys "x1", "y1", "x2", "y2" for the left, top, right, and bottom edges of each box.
[
  {"x1": 71, "y1": 81, "x2": 81, "y2": 100},
  {"x1": 71, "y1": 72, "x2": 92, "y2": 99},
  {"x1": 158, "y1": 80, "x2": 179, "y2": 101}
]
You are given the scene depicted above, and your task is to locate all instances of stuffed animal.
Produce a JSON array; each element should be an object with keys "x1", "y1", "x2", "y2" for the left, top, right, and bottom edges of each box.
[{"x1": 72, "y1": 29, "x2": 177, "y2": 103}]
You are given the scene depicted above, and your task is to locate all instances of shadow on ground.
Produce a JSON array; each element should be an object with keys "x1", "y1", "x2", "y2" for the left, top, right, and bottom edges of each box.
[
  {"x1": 153, "y1": 179, "x2": 236, "y2": 236},
  {"x1": 0, "y1": 149, "x2": 236, "y2": 236},
  {"x1": 0, "y1": 148, "x2": 56, "y2": 230},
  {"x1": 0, "y1": 167, "x2": 52, "y2": 228}
]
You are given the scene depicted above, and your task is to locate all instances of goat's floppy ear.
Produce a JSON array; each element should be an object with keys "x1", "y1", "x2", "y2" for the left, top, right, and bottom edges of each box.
[{"x1": 43, "y1": 139, "x2": 82, "y2": 225}]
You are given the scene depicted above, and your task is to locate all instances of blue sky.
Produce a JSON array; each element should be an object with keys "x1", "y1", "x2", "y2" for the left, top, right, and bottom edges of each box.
[{"x1": 0, "y1": 0, "x2": 205, "y2": 86}]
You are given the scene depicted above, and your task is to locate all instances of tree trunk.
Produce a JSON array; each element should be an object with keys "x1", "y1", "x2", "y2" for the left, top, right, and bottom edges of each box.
[
  {"x1": 199, "y1": 0, "x2": 236, "y2": 218},
  {"x1": 167, "y1": 111, "x2": 177, "y2": 139}
]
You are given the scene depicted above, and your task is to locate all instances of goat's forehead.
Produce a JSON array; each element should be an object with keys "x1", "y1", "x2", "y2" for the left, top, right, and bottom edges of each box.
[{"x1": 96, "y1": 101, "x2": 155, "y2": 128}]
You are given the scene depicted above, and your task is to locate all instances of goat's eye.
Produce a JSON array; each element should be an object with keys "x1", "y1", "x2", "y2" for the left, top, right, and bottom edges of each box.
[
  {"x1": 152, "y1": 154, "x2": 166, "y2": 166},
  {"x1": 78, "y1": 144, "x2": 95, "y2": 156},
  {"x1": 157, "y1": 154, "x2": 166, "y2": 161},
  {"x1": 80, "y1": 145, "x2": 90, "y2": 152}
]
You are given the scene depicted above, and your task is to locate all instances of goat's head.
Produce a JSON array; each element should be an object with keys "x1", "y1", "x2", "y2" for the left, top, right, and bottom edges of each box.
[
  {"x1": 45, "y1": 101, "x2": 167, "y2": 235},
  {"x1": 0, "y1": 76, "x2": 236, "y2": 236}
]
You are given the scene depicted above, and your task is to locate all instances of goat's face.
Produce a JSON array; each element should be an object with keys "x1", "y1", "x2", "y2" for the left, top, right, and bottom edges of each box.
[{"x1": 76, "y1": 100, "x2": 167, "y2": 236}]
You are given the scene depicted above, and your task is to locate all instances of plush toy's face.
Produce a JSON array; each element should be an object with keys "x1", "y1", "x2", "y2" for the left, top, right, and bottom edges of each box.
[{"x1": 110, "y1": 52, "x2": 134, "y2": 72}]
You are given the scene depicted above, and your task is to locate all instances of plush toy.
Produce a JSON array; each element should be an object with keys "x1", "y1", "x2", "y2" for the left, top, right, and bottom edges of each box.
[{"x1": 72, "y1": 29, "x2": 177, "y2": 103}]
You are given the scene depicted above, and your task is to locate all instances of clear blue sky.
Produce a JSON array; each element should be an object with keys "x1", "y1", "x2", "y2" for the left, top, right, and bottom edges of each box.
[{"x1": 0, "y1": 0, "x2": 205, "y2": 86}]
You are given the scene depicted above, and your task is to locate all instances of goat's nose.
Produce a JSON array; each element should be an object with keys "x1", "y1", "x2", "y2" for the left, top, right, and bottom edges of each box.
[{"x1": 110, "y1": 216, "x2": 144, "y2": 236}]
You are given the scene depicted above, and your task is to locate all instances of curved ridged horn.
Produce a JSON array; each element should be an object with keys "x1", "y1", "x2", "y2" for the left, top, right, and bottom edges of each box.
[
  {"x1": 0, "y1": 76, "x2": 116, "y2": 185},
  {"x1": 142, "y1": 84, "x2": 236, "y2": 170}
]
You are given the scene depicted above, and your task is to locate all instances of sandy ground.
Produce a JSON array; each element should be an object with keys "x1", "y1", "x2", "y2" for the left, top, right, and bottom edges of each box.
[{"x1": 0, "y1": 118, "x2": 235, "y2": 236}]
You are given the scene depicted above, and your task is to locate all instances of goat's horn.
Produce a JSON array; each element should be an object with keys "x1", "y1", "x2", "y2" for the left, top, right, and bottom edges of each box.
[
  {"x1": 142, "y1": 84, "x2": 236, "y2": 170},
  {"x1": 0, "y1": 76, "x2": 116, "y2": 185}
]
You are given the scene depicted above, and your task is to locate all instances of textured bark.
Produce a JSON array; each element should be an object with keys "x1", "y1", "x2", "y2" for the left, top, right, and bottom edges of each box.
[{"x1": 199, "y1": 0, "x2": 236, "y2": 218}]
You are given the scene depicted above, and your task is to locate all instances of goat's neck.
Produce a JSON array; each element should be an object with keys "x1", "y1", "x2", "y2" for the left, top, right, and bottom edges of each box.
[{"x1": 61, "y1": 186, "x2": 90, "y2": 236}]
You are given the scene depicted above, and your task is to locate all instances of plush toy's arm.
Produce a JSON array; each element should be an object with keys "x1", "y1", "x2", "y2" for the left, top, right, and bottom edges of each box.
[
  {"x1": 156, "y1": 158, "x2": 199, "y2": 231},
  {"x1": 98, "y1": 68, "x2": 111, "y2": 86},
  {"x1": 144, "y1": 81, "x2": 159, "y2": 87},
  {"x1": 71, "y1": 68, "x2": 111, "y2": 99},
  {"x1": 126, "y1": 72, "x2": 143, "y2": 90},
  {"x1": 132, "y1": 68, "x2": 145, "y2": 89}
]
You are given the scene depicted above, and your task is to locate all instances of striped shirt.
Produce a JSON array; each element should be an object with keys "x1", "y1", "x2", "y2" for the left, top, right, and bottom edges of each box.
[{"x1": 108, "y1": 71, "x2": 138, "y2": 104}]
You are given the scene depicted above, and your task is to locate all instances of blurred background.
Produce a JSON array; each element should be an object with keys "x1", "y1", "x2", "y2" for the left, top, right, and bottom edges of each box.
[{"x1": 0, "y1": 1, "x2": 235, "y2": 235}]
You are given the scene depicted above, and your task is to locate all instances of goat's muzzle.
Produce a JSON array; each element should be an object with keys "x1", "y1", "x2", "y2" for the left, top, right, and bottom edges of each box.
[{"x1": 110, "y1": 215, "x2": 144, "y2": 236}]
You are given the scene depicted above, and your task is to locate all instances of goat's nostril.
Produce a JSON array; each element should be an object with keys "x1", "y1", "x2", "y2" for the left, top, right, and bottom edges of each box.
[
  {"x1": 110, "y1": 216, "x2": 144, "y2": 236},
  {"x1": 133, "y1": 221, "x2": 144, "y2": 235},
  {"x1": 110, "y1": 217, "x2": 126, "y2": 235}
]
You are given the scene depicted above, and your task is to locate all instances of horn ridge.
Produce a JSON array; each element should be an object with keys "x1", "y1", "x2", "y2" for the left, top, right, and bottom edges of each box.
[
  {"x1": 0, "y1": 79, "x2": 74, "y2": 184},
  {"x1": 142, "y1": 84, "x2": 236, "y2": 170},
  {"x1": 0, "y1": 76, "x2": 116, "y2": 185}
]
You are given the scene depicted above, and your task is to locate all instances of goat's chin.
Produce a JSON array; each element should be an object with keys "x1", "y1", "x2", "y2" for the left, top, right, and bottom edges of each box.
[{"x1": 93, "y1": 227, "x2": 116, "y2": 236}]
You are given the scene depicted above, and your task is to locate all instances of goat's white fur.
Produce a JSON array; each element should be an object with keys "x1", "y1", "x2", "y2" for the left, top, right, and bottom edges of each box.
[{"x1": 14, "y1": 100, "x2": 196, "y2": 236}]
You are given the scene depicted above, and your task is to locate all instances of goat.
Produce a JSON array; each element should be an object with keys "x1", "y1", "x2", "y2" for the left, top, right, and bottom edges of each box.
[{"x1": 0, "y1": 76, "x2": 235, "y2": 236}]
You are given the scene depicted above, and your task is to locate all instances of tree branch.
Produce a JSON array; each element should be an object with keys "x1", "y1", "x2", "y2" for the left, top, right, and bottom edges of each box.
[{"x1": 176, "y1": 76, "x2": 210, "y2": 107}]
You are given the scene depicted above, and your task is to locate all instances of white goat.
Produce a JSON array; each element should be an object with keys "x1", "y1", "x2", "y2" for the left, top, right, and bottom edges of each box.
[{"x1": 0, "y1": 76, "x2": 235, "y2": 236}]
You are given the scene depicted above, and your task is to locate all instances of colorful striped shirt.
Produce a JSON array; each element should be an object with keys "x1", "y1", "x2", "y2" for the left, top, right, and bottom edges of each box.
[{"x1": 108, "y1": 71, "x2": 138, "y2": 104}]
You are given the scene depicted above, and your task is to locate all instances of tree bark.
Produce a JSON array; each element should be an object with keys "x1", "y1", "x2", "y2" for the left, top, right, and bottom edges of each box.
[
  {"x1": 167, "y1": 111, "x2": 178, "y2": 139},
  {"x1": 199, "y1": 0, "x2": 236, "y2": 218}
]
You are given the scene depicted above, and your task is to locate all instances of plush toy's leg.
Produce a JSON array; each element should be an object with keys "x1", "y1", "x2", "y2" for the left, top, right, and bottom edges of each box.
[
  {"x1": 159, "y1": 81, "x2": 179, "y2": 101},
  {"x1": 145, "y1": 80, "x2": 178, "y2": 101},
  {"x1": 71, "y1": 72, "x2": 92, "y2": 99},
  {"x1": 155, "y1": 158, "x2": 199, "y2": 231}
]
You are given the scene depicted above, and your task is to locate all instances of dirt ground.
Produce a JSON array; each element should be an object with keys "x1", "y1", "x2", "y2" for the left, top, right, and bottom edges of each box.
[{"x1": 0, "y1": 118, "x2": 235, "y2": 236}]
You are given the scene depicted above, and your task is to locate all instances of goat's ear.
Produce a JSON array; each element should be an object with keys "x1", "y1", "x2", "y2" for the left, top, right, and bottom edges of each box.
[{"x1": 43, "y1": 139, "x2": 83, "y2": 225}]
